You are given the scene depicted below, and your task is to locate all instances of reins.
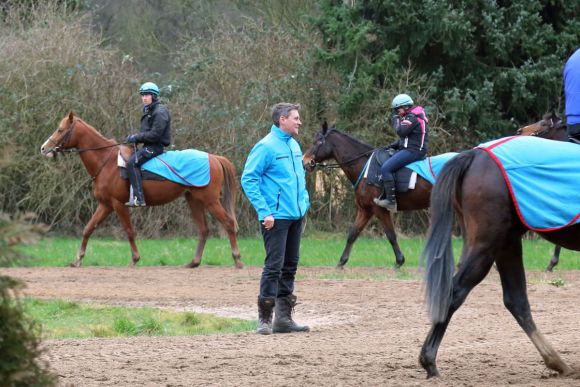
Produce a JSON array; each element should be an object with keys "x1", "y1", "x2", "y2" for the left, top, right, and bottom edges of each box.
[
  {"x1": 47, "y1": 118, "x2": 128, "y2": 181},
  {"x1": 310, "y1": 128, "x2": 375, "y2": 169},
  {"x1": 314, "y1": 149, "x2": 374, "y2": 169}
]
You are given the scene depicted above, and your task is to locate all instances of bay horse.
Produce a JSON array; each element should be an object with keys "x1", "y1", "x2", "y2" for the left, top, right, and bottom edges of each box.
[
  {"x1": 419, "y1": 141, "x2": 580, "y2": 378},
  {"x1": 517, "y1": 111, "x2": 568, "y2": 271},
  {"x1": 40, "y1": 112, "x2": 243, "y2": 269},
  {"x1": 302, "y1": 123, "x2": 432, "y2": 268}
]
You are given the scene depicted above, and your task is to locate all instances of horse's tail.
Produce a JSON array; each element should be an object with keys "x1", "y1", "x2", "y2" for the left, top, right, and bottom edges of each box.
[
  {"x1": 421, "y1": 150, "x2": 477, "y2": 324},
  {"x1": 215, "y1": 155, "x2": 239, "y2": 233}
]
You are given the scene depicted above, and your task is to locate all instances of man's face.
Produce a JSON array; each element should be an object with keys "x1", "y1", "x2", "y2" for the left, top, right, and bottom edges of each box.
[
  {"x1": 279, "y1": 109, "x2": 301, "y2": 137},
  {"x1": 141, "y1": 93, "x2": 153, "y2": 105}
]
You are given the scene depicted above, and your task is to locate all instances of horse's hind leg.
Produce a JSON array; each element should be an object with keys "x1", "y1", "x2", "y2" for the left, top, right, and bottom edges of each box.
[
  {"x1": 184, "y1": 195, "x2": 210, "y2": 268},
  {"x1": 336, "y1": 207, "x2": 372, "y2": 269},
  {"x1": 111, "y1": 201, "x2": 141, "y2": 266},
  {"x1": 374, "y1": 208, "x2": 405, "y2": 268},
  {"x1": 205, "y1": 200, "x2": 243, "y2": 269},
  {"x1": 420, "y1": 246, "x2": 495, "y2": 377},
  {"x1": 70, "y1": 203, "x2": 112, "y2": 267},
  {"x1": 496, "y1": 240, "x2": 574, "y2": 376},
  {"x1": 545, "y1": 245, "x2": 561, "y2": 272}
]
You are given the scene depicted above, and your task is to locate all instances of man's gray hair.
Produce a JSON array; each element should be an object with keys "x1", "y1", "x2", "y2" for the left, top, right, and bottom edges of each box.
[{"x1": 272, "y1": 102, "x2": 300, "y2": 126}]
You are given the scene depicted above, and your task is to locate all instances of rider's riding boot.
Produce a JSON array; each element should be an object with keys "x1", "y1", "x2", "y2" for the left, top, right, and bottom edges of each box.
[
  {"x1": 273, "y1": 294, "x2": 310, "y2": 333},
  {"x1": 256, "y1": 296, "x2": 275, "y2": 335},
  {"x1": 126, "y1": 165, "x2": 146, "y2": 207},
  {"x1": 373, "y1": 179, "x2": 397, "y2": 212}
]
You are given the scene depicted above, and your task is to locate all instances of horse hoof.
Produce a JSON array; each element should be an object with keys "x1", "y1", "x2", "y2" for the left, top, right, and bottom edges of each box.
[
  {"x1": 335, "y1": 264, "x2": 345, "y2": 271},
  {"x1": 68, "y1": 262, "x2": 80, "y2": 268},
  {"x1": 234, "y1": 262, "x2": 244, "y2": 269},
  {"x1": 185, "y1": 262, "x2": 200, "y2": 269}
]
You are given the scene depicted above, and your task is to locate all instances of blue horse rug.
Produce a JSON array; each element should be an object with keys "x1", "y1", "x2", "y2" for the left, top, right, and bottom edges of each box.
[
  {"x1": 406, "y1": 152, "x2": 459, "y2": 184},
  {"x1": 478, "y1": 136, "x2": 580, "y2": 231},
  {"x1": 141, "y1": 149, "x2": 210, "y2": 187}
]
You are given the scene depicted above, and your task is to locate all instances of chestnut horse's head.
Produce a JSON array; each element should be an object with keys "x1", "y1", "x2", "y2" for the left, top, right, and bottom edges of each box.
[
  {"x1": 516, "y1": 112, "x2": 566, "y2": 141},
  {"x1": 302, "y1": 121, "x2": 335, "y2": 172},
  {"x1": 40, "y1": 112, "x2": 78, "y2": 158}
]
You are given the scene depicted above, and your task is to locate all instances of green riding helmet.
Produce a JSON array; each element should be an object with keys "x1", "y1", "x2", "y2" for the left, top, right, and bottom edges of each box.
[
  {"x1": 139, "y1": 82, "x2": 160, "y2": 97},
  {"x1": 391, "y1": 94, "x2": 414, "y2": 109}
]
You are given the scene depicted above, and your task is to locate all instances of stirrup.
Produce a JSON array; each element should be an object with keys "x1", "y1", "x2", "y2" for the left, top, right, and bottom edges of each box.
[
  {"x1": 373, "y1": 197, "x2": 397, "y2": 212},
  {"x1": 125, "y1": 197, "x2": 146, "y2": 207}
]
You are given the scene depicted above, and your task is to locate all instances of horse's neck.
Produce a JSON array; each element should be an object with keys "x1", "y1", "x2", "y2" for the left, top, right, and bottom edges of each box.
[
  {"x1": 330, "y1": 136, "x2": 372, "y2": 183},
  {"x1": 75, "y1": 123, "x2": 117, "y2": 177}
]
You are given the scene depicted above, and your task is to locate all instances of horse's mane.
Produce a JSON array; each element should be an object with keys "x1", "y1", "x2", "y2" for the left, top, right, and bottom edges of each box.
[
  {"x1": 75, "y1": 117, "x2": 115, "y2": 142},
  {"x1": 329, "y1": 126, "x2": 375, "y2": 151}
]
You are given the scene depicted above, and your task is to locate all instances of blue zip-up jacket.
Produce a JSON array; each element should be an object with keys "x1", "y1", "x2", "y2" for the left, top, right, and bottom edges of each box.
[
  {"x1": 241, "y1": 125, "x2": 310, "y2": 221},
  {"x1": 564, "y1": 48, "x2": 580, "y2": 125}
]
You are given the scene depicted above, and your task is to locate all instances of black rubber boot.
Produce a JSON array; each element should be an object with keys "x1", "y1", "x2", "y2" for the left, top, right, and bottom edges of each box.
[
  {"x1": 126, "y1": 165, "x2": 146, "y2": 207},
  {"x1": 273, "y1": 295, "x2": 310, "y2": 333},
  {"x1": 256, "y1": 296, "x2": 275, "y2": 335},
  {"x1": 373, "y1": 179, "x2": 397, "y2": 212}
]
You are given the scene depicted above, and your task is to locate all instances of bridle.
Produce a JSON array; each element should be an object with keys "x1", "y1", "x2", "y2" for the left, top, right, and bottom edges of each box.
[
  {"x1": 45, "y1": 119, "x2": 124, "y2": 181},
  {"x1": 46, "y1": 119, "x2": 122, "y2": 154},
  {"x1": 307, "y1": 128, "x2": 375, "y2": 170}
]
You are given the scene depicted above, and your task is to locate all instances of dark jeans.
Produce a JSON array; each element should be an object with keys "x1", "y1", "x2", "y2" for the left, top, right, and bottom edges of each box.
[
  {"x1": 259, "y1": 218, "x2": 303, "y2": 299},
  {"x1": 380, "y1": 149, "x2": 424, "y2": 182}
]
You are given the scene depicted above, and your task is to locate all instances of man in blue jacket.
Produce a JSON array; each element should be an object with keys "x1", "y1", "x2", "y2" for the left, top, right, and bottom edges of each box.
[
  {"x1": 564, "y1": 48, "x2": 580, "y2": 144},
  {"x1": 241, "y1": 102, "x2": 310, "y2": 335}
]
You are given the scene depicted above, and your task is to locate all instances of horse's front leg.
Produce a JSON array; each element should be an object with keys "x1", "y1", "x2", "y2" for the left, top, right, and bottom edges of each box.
[
  {"x1": 111, "y1": 201, "x2": 140, "y2": 267},
  {"x1": 336, "y1": 207, "x2": 372, "y2": 269},
  {"x1": 70, "y1": 203, "x2": 112, "y2": 267},
  {"x1": 374, "y1": 208, "x2": 404, "y2": 268}
]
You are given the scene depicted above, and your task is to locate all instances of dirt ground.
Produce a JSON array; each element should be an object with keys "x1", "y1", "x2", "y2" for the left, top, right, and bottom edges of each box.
[{"x1": 3, "y1": 265, "x2": 580, "y2": 387}]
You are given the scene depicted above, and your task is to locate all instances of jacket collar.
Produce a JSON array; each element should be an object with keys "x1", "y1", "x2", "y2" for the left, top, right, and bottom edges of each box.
[{"x1": 271, "y1": 124, "x2": 292, "y2": 141}]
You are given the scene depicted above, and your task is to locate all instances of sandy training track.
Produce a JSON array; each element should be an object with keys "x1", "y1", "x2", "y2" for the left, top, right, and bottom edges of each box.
[{"x1": 3, "y1": 266, "x2": 580, "y2": 386}]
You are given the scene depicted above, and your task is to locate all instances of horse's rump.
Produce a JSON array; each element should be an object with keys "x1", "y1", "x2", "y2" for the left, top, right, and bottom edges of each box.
[{"x1": 478, "y1": 136, "x2": 580, "y2": 231}]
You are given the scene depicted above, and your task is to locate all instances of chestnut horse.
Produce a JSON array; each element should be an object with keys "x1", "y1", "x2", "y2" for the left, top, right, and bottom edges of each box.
[
  {"x1": 517, "y1": 111, "x2": 568, "y2": 271},
  {"x1": 302, "y1": 123, "x2": 432, "y2": 268},
  {"x1": 419, "y1": 143, "x2": 580, "y2": 378},
  {"x1": 40, "y1": 112, "x2": 243, "y2": 268}
]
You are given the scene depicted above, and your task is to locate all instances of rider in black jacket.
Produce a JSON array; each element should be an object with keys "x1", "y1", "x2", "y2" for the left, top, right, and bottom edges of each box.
[
  {"x1": 374, "y1": 93, "x2": 428, "y2": 212},
  {"x1": 125, "y1": 82, "x2": 171, "y2": 206}
]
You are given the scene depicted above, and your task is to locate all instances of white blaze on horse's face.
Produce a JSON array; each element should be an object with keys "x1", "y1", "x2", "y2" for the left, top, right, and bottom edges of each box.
[
  {"x1": 40, "y1": 137, "x2": 55, "y2": 158},
  {"x1": 40, "y1": 119, "x2": 68, "y2": 157}
]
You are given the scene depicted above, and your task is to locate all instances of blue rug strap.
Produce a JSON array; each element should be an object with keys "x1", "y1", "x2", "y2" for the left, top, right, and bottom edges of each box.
[{"x1": 353, "y1": 156, "x2": 371, "y2": 189}]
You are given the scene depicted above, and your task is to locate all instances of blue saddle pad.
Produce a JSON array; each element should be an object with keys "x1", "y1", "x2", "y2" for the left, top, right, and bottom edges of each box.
[
  {"x1": 142, "y1": 149, "x2": 210, "y2": 187},
  {"x1": 406, "y1": 152, "x2": 459, "y2": 184},
  {"x1": 478, "y1": 136, "x2": 580, "y2": 231}
]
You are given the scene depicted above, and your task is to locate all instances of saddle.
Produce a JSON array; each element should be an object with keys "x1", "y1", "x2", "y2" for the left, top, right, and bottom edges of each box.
[
  {"x1": 365, "y1": 148, "x2": 417, "y2": 193},
  {"x1": 117, "y1": 146, "x2": 166, "y2": 181}
]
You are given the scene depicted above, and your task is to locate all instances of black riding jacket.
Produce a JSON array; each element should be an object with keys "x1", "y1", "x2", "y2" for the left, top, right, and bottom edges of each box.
[
  {"x1": 136, "y1": 101, "x2": 171, "y2": 150},
  {"x1": 391, "y1": 106, "x2": 428, "y2": 155}
]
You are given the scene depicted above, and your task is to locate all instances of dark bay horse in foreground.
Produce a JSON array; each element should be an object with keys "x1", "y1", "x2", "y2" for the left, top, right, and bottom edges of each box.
[
  {"x1": 302, "y1": 123, "x2": 432, "y2": 268},
  {"x1": 419, "y1": 144, "x2": 580, "y2": 379},
  {"x1": 517, "y1": 112, "x2": 568, "y2": 271},
  {"x1": 40, "y1": 112, "x2": 243, "y2": 268}
]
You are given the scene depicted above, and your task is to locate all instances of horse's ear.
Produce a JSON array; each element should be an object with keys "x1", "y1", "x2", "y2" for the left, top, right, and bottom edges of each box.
[
  {"x1": 68, "y1": 111, "x2": 74, "y2": 123},
  {"x1": 322, "y1": 120, "x2": 328, "y2": 133}
]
